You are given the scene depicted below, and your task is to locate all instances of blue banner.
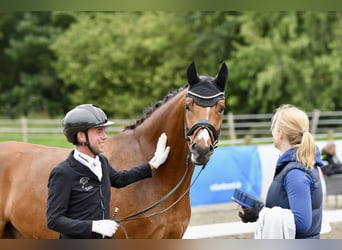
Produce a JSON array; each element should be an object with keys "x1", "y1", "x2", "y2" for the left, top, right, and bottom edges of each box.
[{"x1": 190, "y1": 146, "x2": 262, "y2": 207}]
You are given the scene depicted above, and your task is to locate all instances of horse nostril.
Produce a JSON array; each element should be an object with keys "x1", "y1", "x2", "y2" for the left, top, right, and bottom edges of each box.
[{"x1": 191, "y1": 143, "x2": 212, "y2": 154}]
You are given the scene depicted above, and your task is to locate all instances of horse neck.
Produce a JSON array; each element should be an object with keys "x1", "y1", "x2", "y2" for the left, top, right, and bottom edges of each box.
[
  {"x1": 104, "y1": 88, "x2": 194, "y2": 192},
  {"x1": 138, "y1": 89, "x2": 185, "y2": 134},
  {"x1": 134, "y1": 88, "x2": 194, "y2": 182}
]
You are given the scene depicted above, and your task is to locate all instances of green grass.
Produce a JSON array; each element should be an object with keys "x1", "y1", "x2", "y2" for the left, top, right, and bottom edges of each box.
[
  {"x1": 0, "y1": 118, "x2": 129, "y2": 148},
  {"x1": 0, "y1": 133, "x2": 73, "y2": 148}
]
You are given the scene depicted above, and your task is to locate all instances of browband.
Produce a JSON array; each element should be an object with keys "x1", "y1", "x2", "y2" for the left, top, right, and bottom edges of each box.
[{"x1": 187, "y1": 90, "x2": 224, "y2": 100}]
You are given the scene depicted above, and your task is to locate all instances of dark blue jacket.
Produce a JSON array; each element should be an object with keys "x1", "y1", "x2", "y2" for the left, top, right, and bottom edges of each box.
[
  {"x1": 46, "y1": 150, "x2": 152, "y2": 239},
  {"x1": 265, "y1": 147, "x2": 323, "y2": 239}
]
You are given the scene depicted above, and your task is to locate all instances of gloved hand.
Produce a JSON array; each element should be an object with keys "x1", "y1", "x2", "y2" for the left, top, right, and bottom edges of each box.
[
  {"x1": 92, "y1": 220, "x2": 119, "y2": 237},
  {"x1": 238, "y1": 204, "x2": 263, "y2": 223},
  {"x1": 149, "y1": 132, "x2": 170, "y2": 169}
]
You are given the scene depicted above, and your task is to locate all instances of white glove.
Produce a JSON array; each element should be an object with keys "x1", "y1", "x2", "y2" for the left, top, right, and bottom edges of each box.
[
  {"x1": 92, "y1": 220, "x2": 119, "y2": 238},
  {"x1": 149, "y1": 132, "x2": 170, "y2": 169}
]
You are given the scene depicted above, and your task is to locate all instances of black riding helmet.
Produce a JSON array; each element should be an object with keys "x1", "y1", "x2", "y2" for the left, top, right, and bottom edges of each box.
[{"x1": 62, "y1": 104, "x2": 114, "y2": 145}]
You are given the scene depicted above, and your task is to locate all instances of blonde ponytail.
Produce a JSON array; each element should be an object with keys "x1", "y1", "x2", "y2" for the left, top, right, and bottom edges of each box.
[{"x1": 296, "y1": 130, "x2": 316, "y2": 168}]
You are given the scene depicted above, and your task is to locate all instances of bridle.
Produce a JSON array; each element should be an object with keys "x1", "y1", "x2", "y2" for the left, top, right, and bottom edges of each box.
[{"x1": 185, "y1": 119, "x2": 220, "y2": 149}]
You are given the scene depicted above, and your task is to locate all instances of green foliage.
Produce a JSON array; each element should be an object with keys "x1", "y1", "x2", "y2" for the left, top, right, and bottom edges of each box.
[
  {"x1": 0, "y1": 11, "x2": 341, "y2": 119},
  {"x1": 51, "y1": 11, "x2": 241, "y2": 118},
  {"x1": 0, "y1": 12, "x2": 76, "y2": 117},
  {"x1": 51, "y1": 12, "x2": 194, "y2": 117},
  {"x1": 228, "y1": 12, "x2": 342, "y2": 114}
]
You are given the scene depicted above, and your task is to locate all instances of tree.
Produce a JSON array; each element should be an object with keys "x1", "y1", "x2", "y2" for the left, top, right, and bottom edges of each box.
[
  {"x1": 51, "y1": 12, "x2": 194, "y2": 118},
  {"x1": 2, "y1": 11, "x2": 339, "y2": 118},
  {"x1": 183, "y1": 12, "x2": 241, "y2": 73},
  {"x1": 51, "y1": 11, "x2": 242, "y2": 118},
  {"x1": 228, "y1": 12, "x2": 342, "y2": 114},
  {"x1": 0, "y1": 12, "x2": 76, "y2": 117}
]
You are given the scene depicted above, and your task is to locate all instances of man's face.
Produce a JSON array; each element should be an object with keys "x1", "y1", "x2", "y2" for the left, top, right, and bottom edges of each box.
[{"x1": 87, "y1": 126, "x2": 107, "y2": 154}]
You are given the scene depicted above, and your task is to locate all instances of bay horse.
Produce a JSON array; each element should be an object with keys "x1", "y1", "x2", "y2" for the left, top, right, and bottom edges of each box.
[{"x1": 0, "y1": 61, "x2": 228, "y2": 239}]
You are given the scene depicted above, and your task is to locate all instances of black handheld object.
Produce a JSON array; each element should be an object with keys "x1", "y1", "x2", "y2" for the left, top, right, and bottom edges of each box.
[
  {"x1": 232, "y1": 189, "x2": 265, "y2": 223},
  {"x1": 231, "y1": 188, "x2": 264, "y2": 209}
]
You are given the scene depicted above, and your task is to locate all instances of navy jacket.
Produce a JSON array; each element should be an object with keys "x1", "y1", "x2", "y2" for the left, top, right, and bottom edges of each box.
[
  {"x1": 46, "y1": 150, "x2": 152, "y2": 239},
  {"x1": 266, "y1": 148, "x2": 323, "y2": 239}
]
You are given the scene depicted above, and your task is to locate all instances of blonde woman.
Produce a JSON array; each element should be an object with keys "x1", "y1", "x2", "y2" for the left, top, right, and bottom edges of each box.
[{"x1": 238, "y1": 104, "x2": 323, "y2": 239}]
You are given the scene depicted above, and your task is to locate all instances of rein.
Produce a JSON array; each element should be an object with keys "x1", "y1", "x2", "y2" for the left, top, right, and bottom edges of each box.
[{"x1": 114, "y1": 150, "x2": 206, "y2": 239}]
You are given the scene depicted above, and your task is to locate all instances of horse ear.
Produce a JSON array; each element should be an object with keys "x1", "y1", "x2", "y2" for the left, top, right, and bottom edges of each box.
[
  {"x1": 215, "y1": 62, "x2": 228, "y2": 92},
  {"x1": 187, "y1": 61, "x2": 200, "y2": 85}
]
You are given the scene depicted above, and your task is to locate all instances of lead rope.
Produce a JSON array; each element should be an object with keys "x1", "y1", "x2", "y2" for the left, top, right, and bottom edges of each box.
[{"x1": 113, "y1": 151, "x2": 206, "y2": 239}]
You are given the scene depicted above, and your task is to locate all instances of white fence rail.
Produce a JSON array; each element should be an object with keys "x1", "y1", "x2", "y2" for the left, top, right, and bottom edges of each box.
[
  {"x1": 1, "y1": 110, "x2": 342, "y2": 145},
  {"x1": 218, "y1": 110, "x2": 342, "y2": 144}
]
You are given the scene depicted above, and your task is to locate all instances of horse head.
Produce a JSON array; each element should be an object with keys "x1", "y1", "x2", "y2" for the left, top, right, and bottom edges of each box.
[{"x1": 184, "y1": 61, "x2": 228, "y2": 165}]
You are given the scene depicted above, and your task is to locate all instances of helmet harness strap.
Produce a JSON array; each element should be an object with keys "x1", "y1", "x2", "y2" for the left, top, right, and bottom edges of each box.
[
  {"x1": 85, "y1": 130, "x2": 98, "y2": 156},
  {"x1": 76, "y1": 130, "x2": 98, "y2": 156}
]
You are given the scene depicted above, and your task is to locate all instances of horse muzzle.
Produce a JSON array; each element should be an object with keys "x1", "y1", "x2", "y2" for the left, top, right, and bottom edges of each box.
[
  {"x1": 189, "y1": 141, "x2": 214, "y2": 165},
  {"x1": 185, "y1": 119, "x2": 220, "y2": 165}
]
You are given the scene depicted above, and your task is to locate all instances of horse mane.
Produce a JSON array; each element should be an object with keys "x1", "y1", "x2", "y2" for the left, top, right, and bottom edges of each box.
[{"x1": 125, "y1": 84, "x2": 188, "y2": 130}]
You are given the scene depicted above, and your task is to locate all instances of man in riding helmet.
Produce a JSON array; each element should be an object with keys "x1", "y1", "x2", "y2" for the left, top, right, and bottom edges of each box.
[{"x1": 46, "y1": 104, "x2": 170, "y2": 239}]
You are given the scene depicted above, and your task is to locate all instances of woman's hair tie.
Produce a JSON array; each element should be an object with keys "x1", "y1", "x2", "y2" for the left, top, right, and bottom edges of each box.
[{"x1": 301, "y1": 128, "x2": 309, "y2": 135}]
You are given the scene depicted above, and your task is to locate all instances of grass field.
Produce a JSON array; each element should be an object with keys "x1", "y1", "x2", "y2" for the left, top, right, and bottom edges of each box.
[
  {"x1": 0, "y1": 118, "x2": 131, "y2": 148},
  {"x1": 0, "y1": 133, "x2": 73, "y2": 148}
]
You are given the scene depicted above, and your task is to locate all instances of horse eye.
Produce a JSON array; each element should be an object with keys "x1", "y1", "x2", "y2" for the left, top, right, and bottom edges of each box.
[
  {"x1": 218, "y1": 106, "x2": 225, "y2": 113},
  {"x1": 185, "y1": 103, "x2": 191, "y2": 111}
]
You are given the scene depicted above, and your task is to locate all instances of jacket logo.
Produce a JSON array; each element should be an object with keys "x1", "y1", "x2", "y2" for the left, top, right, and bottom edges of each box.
[{"x1": 80, "y1": 177, "x2": 94, "y2": 191}]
